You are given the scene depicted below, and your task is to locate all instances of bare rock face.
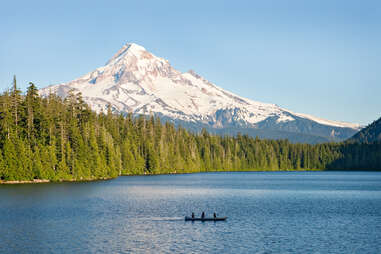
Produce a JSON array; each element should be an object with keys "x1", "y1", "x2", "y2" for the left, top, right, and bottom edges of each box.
[{"x1": 39, "y1": 43, "x2": 360, "y2": 143}]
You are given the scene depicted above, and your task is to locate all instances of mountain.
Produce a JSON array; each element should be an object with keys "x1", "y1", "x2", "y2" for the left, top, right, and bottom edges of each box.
[
  {"x1": 39, "y1": 43, "x2": 360, "y2": 143},
  {"x1": 348, "y1": 116, "x2": 381, "y2": 143}
]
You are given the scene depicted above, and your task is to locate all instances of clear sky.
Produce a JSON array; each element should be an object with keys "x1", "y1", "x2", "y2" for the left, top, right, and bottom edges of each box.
[{"x1": 1, "y1": 0, "x2": 380, "y2": 125}]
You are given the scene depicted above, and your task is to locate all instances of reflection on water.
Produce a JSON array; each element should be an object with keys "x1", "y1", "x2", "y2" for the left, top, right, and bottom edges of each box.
[{"x1": 1, "y1": 171, "x2": 381, "y2": 253}]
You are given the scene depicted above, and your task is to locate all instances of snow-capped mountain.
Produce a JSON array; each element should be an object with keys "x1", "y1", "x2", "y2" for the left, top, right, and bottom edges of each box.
[{"x1": 39, "y1": 43, "x2": 361, "y2": 143}]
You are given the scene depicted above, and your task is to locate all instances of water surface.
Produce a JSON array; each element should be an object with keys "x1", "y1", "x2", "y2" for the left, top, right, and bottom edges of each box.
[{"x1": 1, "y1": 171, "x2": 381, "y2": 253}]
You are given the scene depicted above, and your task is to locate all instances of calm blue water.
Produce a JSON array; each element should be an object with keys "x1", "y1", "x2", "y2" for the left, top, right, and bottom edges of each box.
[{"x1": 1, "y1": 171, "x2": 381, "y2": 254}]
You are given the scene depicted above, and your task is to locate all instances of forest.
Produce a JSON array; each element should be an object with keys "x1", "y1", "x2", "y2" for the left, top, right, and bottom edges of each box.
[{"x1": 0, "y1": 78, "x2": 380, "y2": 181}]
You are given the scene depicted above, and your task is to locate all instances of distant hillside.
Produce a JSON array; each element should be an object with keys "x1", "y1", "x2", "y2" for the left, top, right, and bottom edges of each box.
[{"x1": 348, "y1": 117, "x2": 381, "y2": 143}]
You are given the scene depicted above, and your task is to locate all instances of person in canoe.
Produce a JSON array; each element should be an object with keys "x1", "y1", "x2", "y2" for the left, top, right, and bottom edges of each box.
[
  {"x1": 213, "y1": 212, "x2": 216, "y2": 219},
  {"x1": 191, "y1": 212, "x2": 195, "y2": 219},
  {"x1": 201, "y1": 211, "x2": 205, "y2": 219}
]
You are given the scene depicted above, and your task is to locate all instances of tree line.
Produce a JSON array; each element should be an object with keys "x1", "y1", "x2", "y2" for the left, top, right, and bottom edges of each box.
[{"x1": 0, "y1": 78, "x2": 380, "y2": 181}]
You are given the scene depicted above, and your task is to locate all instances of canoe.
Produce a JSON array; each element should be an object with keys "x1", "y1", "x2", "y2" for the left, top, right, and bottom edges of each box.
[{"x1": 185, "y1": 216, "x2": 227, "y2": 221}]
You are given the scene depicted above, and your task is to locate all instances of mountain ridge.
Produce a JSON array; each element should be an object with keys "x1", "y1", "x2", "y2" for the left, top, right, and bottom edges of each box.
[
  {"x1": 40, "y1": 42, "x2": 360, "y2": 143},
  {"x1": 348, "y1": 116, "x2": 381, "y2": 143}
]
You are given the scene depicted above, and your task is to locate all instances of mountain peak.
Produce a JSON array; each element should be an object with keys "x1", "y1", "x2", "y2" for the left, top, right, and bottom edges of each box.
[
  {"x1": 106, "y1": 43, "x2": 147, "y2": 65},
  {"x1": 40, "y1": 43, "x2": 360, "y2": 143},
  {"x1": 126, "y1": 43, "x2": 146, "y2": 53}
]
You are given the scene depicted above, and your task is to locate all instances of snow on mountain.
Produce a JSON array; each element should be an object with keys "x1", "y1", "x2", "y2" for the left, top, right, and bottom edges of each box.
[
  {"x1": 39, "y1": 43, "x2": 361, "y2": 142},
  {"x1": 286, "y1": 111, "x2": 359, "y2": 129}
]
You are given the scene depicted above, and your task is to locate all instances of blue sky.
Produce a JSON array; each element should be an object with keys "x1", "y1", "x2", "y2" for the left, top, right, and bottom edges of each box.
[{"x1": 1, "y1": 0, "x2": 380, "y2": 125}]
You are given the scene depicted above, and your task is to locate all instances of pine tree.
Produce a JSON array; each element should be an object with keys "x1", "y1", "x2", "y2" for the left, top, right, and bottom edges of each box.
[{"x1": 0, "y1": 151, "x2": 5, "y2": 180}]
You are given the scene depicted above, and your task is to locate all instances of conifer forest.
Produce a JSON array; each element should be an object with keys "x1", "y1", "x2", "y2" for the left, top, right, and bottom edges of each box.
[{"x1": 0, "y1": 78, "x2": 380, "y2": 181}]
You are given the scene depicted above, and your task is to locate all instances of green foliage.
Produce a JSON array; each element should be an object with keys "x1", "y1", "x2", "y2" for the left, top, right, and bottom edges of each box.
[{"x1": 0, "y1": 79, "x2": 380, "y2": 181}]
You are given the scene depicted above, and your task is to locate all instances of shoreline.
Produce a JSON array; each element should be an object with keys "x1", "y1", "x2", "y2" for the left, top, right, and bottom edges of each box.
[
  {"x1": 0, "y1": 179, "x2": 51, "y2": 184},
  {"x1": 1, "y1": 169, "x2": 379, "y2": 184},
  {"x1": 0, "y1": 177, "x2": 116, "y2": 185},
  {"x1": 120, "y1": 168, "x2": 323, "y2": 177}
]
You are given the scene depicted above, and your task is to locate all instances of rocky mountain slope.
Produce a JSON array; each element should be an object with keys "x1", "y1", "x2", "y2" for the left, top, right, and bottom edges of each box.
[{"x1": 39, "y1": 43, "x2": 360, "y2": 143}]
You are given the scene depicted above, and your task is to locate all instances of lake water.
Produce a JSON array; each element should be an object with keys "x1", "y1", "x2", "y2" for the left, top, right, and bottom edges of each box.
[{"x1": 1, "y1": 171, "x2": 381, "y2": 253}]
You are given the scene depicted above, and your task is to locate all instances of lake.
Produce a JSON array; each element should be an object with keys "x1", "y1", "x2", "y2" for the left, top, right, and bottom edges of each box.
[{"x1": 1, "y1": 171, "x2": 381, "y2": 253}]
